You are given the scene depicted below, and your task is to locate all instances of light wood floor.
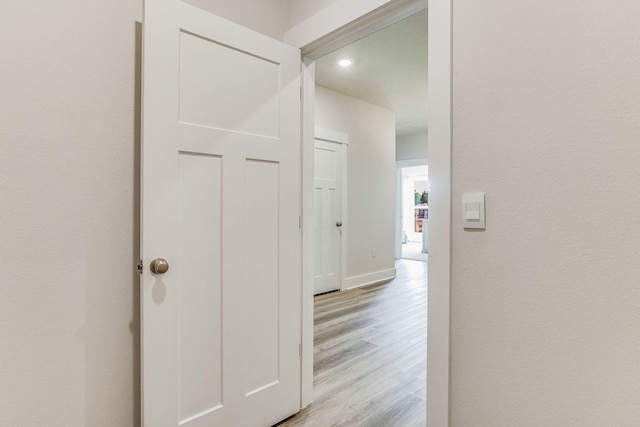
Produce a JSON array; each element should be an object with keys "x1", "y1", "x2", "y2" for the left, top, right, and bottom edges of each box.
[{"x1": 276, "y1": 259, "x2": 427, "y2": 427}]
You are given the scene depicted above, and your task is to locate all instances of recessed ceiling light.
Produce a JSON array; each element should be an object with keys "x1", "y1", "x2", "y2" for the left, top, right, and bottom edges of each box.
[{"x1": 338, "y1": 59, "x2": 353, "y2": 67}]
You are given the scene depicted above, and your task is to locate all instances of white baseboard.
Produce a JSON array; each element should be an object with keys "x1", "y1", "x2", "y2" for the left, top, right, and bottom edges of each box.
[{"x1": 342, "y1": 268, "x2": 397, "y2": 290}]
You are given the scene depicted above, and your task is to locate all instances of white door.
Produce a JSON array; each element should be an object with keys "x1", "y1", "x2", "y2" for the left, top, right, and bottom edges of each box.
[
  {"x1": 313, "y1": 139, "x2": 342, "y2": 295},
  {"x1": 141, "y1": 1, "x2": 301, "y2": 426}
]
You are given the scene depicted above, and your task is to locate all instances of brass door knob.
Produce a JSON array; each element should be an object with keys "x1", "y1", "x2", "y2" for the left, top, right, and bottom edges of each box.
[{"x1": 150, "y1": 258, "x2": 169, "y2": 274}]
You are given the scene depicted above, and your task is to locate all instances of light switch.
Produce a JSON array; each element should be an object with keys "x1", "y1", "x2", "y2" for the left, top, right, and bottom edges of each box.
[
  {"x1": 462, "y1": 192, "x2": 485, "y2": 229},
  {"x1": 465, "y1": 202, "x2": 481, "y2": 220}
]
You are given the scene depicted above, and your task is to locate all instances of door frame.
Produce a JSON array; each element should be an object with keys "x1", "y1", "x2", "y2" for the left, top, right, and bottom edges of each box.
[
  {"x1": 315, "y1": 128, "x2": 348, "y2": 293},
  {"x1": 287, "y1": 0, "x2": 452, "y2": 425}
]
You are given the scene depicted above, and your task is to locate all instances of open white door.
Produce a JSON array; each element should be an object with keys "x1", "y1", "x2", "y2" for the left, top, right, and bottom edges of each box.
[{"x1": 141, "y1": 1, "x2": 301, "y2": 426}]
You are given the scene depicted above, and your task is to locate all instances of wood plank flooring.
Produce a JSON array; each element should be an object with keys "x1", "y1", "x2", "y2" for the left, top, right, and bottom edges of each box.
[{"x1": 276, "y1": 259, "x2": 427, "y2": 427}]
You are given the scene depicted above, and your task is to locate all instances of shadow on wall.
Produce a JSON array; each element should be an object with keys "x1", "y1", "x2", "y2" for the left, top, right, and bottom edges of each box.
[{"x1": 132, "y1": 20, "x2": 142, "y2": 427}]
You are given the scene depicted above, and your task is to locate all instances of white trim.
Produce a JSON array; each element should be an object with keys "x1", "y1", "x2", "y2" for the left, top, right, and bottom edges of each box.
[
  {"x1": 395, "y1": 167, "x2": 403, "y2": 259},
  {"x1": 285, "y1": 0, "x2": 427, "y2": 55},
  {"x1": 427, "y1": 0, "x2": 452, "y2": 425},
  {"x1": 343, "y1": 268, "x2": 397, "y2": 290},
  {"x1": 300, "y1": 59, "x2": 316, "y2": 408}
]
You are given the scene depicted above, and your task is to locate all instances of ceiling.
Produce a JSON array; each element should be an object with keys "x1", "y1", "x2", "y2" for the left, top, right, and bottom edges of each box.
[{"x1": 314, "y1": 9, "x2": 428, "y2": 136}]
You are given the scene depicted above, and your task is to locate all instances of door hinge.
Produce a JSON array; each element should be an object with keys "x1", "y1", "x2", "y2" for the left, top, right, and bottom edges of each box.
[
  {"x1": 300, "y1": 85, "x2": 303, "y2": 100},
  {"x1": 137, "y1": 259, "x2": 143, "y2": 275},
  {"x1": 299, "y1": 215, "x2": 302, "y2": 229},
  {"x1": 299, "y1": 344, "x2": 302, "y2": 357}
]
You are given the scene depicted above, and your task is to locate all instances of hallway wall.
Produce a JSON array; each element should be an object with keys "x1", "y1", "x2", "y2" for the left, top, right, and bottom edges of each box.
[
  {"x1": 0, "y1": 1, "x2": 143, "y2": 424},
  {"x1": 451, "y1": 1, "x2": 640, "y2": 424},
  {"x1": 183, "y1": 0, "x2": 288, "y2": 40},
  {"x1": 396, "y1": 130, "x2": 428, "y2": 161},
  {"x1": 314, "y1": 86, "x2": 396, "y2": 285}
]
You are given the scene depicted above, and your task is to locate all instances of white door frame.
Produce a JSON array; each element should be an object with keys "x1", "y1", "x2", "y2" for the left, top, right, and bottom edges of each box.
[
  {"x1": 287, "y1": 0, "x2": 452, "y2": 425},
  {"x1": 315, "y1": 128, "x2": 348, "y2": 293}
]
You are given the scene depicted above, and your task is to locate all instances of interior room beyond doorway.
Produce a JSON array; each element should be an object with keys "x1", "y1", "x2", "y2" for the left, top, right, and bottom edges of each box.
[
  {"x1": 276, "y1": 258, "x2": 427, "y2": 427},
  {"x1": 300, "y1": 5, "x2": 429, "y2": 426},
  {"x1": 400, "y1": 164, "x2": 428, "y2": 262}
]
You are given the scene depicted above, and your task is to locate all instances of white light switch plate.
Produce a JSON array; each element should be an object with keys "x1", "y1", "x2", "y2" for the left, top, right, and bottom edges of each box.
[{"x1": 462, "y1": 192, "x2": 485, "y2": 229}]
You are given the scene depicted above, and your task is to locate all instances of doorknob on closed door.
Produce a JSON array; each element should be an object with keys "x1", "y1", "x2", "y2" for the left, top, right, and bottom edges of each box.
[
  {"x1": 150, "y1": 258, "x2": 169, "y2": 274},
  {"x1": 336, "y1": 221, "x2": 343, "y2": 227}
]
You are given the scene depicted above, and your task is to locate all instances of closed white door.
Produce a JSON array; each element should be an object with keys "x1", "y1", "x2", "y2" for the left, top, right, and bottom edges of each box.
[
  {"x1": 314, "y1": 139, "x2": 342, "y2": 295},
  {"x1": 141, "y1": 1, "x2": 301, "y2": 426}
]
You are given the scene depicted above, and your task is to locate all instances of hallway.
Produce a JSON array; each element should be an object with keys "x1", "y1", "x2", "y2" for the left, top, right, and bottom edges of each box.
[{"x1": 277, "y1": 259, "x2": 427, "y2": 427}]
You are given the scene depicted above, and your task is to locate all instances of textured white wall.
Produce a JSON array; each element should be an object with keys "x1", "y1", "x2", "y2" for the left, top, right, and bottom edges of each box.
[
  {"x1": 396, "y1": 130, "x2": 428, "y2": 161},
  {"x1": 287, "y1": 0, "x2": 337, "y2": 28},
  {"x1": 314, "y1": 86, "x2": 396, "y2": 280},
  {"x1": 0, "y1": 0, "x2": 289, "y2": 425},
  {"x1": 0, "y1": 1, "x2": 142, "y2": 425},
  {"x1": 452, "y1": 1, "x2": 640, "y2": 425},
  {"x1": 184, "y1": 0, "x2": 289, "y2": 40}
]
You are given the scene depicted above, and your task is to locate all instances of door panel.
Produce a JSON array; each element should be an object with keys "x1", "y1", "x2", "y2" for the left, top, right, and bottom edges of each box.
[
  {"x1": 178, "y1": 153, "x2": 224, "y2": 422},
  {"x1": 313, "y1": 140, "x2": 342, "y2": 295},
  {"x1": 178, "y1": 30, "x2": 280, "y2": 136},
  {"x1": 243, "y1": 159, "x2": 280, "y2": 396},
  {"x1": 142, "y1": 1, "x2": 301, "y2": 425}
]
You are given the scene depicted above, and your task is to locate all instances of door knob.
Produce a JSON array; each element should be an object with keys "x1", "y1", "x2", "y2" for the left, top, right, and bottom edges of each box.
[
  {"x1": 150, "y1": 258, "x2": 169, "y2": 274},
  {"x1": 336, "y1": 221, "x2": 343, "y2": 227}
]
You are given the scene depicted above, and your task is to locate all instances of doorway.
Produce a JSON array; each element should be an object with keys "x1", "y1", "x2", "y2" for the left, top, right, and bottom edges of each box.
[
  {"x1": 290, "y1": 0, "x2": 452, "y2": 424},
  {"x1": 301, "y1": 7, "x2": 429, "y2": 424},
  {"x1": 397, "y1": 161, "x2": 429, "y2": 262}
]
